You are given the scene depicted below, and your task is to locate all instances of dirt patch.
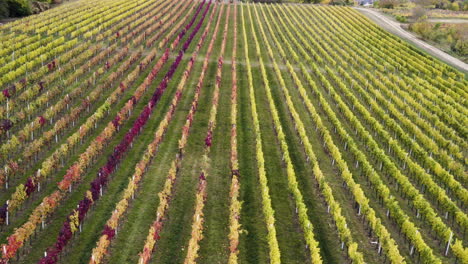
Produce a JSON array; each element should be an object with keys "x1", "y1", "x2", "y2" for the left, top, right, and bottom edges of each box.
[{"x1": 427, "y1": 18, "x2": 468, "y2": 24}]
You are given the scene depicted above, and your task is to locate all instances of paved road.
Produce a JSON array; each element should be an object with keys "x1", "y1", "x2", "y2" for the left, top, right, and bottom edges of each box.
[{"x1": 355, "y1": 7, "x2": 468, "y2": 72}]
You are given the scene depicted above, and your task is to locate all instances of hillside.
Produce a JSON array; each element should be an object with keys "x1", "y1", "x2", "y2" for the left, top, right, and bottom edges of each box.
[{"x1": 0, "y1": 1, "x2": 466, "y2": 263}]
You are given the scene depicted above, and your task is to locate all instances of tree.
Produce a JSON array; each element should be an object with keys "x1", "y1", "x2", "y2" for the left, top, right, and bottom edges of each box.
[
  {"x1": 5, "y1": 0, "x2": 31, "y2": 17},
  {"x1": 0, "y1": 0, "x2": 9, "y2": 19}
]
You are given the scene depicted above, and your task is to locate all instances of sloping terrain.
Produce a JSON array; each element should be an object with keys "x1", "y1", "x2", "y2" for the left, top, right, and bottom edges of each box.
[{"x1": 0, "y1": 1, "x2": 466, "y2": 264}]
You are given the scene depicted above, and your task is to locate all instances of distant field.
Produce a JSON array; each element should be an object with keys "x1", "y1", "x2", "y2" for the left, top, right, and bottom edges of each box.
[
  {"x1": 382, "y1": 7, "x2": 468, "y2": 19},
  {"x1": 0, "y1": 1, "x2": 466, "y2": 264}
]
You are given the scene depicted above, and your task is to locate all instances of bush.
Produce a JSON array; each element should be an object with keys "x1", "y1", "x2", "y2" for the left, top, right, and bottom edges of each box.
[
  {"x1": 395, "y1": 15, "x2": 408, "y2": 22},
  {"x1": 410, "y1": 21, "x2": 433, "y2": 37},
  {"x1": 31, "y1": 1, "x2": 50, "y2": 13},
  {"x1": 448, "y1": 1, "x2": 460, "y2": 10},
  {"x1": 452, "y1": 39, "x2": 468, "y2": 56}
]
